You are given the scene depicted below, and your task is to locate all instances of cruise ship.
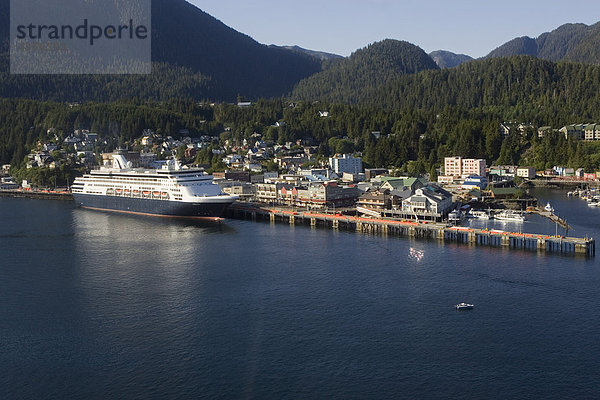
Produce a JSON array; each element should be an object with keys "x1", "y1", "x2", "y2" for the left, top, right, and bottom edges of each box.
[{"x1": 71, "y1": 153, "x2": 238, "y2": 219}]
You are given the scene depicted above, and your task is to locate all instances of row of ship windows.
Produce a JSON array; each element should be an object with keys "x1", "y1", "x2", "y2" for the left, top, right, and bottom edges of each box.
[
  {"x1": 90, "y1": 183, "x2": 157, "y2": 190},
  {"x1": 88, "y1": 179, "x2": 175, "y2": 186},
  {"x1": 86, "y1": 183, "x2": 184, "y2": 194},
  {"x1": 88, "y1": 177, "x2": 208, "y2": 186},
  {"x1": 86, "y1": 185, "x2": 184, "y2": 197}
]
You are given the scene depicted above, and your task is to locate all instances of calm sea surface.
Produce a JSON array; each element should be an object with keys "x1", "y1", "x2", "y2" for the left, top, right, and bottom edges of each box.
[{"x1": 1, "y1": 189, "x2": 600, "y2": 399}]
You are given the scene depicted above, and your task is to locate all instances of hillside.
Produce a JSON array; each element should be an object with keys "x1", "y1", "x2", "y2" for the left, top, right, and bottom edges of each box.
[
  {"x1": 291, "y1": 39, "x2": 439, "y2": 103},
  {"x1": 429, "y1": 50, "x2": 473, "y2": 68},
  {"x1": 485, "y1": 22, "x2": 600, "y2": 64},
  {"x1": 269, "y1": 45, "x2": 343, "y2": 61},
  {"x1": 0, "y1": 0, "x2": 321, "y2": 101},
  {"x1": 365, "y1": 56, "x2": 600, "y2": 122},
  {"x1": 150, "y1": 0, "x2": 321, "y2": 99}
]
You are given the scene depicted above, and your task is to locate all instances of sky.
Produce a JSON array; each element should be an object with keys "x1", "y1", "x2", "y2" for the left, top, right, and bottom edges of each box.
[{"x1": 190, "y1": 0, "x2": 600, "y2": 58}]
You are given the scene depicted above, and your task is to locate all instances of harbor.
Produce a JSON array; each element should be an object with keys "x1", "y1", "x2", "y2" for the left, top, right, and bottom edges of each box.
[
  {"x1": 227, "y1": 202, "x2": 595, "y2": 257},
  {"x1": 0, "y1": 186, "x2": 594, "y2": 257}
]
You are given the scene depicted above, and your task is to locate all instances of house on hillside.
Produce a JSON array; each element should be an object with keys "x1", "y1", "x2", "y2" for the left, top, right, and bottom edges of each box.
[
  {"x1": 537, "y1": 126, "x2": 553, "y2": 138},
  {"x1": 584, "y1": 124, "x2": 600, "y2": 140},
  {"x1": 559, "y1": 124, "x2": 585, "y2": 140}
]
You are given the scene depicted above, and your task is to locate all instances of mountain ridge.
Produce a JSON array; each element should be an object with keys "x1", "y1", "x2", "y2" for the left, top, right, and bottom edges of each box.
[
  {"x1": 269, "y1": 45, "x2": 343, "y2": 61},
  {"x1": 0, "y1": 0, "x2": 322, "y2": 101},
  {"x1": 429, "y1": 50, "x2": 473, "y2": 68},
  {"x1": 485, "y1": 22, "x2": 600, "y2": 64},
  {"x1": 292, "y1": 39, "x2": 439, "y2": 103}
]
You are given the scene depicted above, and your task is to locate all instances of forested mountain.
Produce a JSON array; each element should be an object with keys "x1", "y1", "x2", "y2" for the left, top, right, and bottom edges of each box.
[
  {"x1": 429, "y1": 50, "x2": 473, "y2": 68},
  {"x1": 367, "y1": 56, "x2": 600, "y2": 121},
  {"x1": 486, "y1": 36, "x2": 538, "y2": 59},
  {"x1": 291, "y1": 39, "x2": 439, "y2": 103},
  {"x1": 485, "y1": 22, "x2": 600, "y2": 64},
  {"x1": 269, "y1": 45, "x2": 343, "y2": 61},
  {"x1": 0, "y1": 0, "x2": 321, "y2": 101},
  {"x1": 149, "y1": 0, "x2": 321, "y2": 99},
  {"x1": 291, "y1": 54, "x2": 600, "y2": 125}
]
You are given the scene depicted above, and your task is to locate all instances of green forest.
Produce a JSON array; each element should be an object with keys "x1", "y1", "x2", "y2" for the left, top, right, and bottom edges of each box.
[{"x1": 3, "y1": 89, "x2": 600, "y2": 187}]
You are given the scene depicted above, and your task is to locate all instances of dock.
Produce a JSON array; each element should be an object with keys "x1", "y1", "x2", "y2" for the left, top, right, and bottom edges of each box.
[
  {"x1": 0, "y1": 189, "x2": 73, "y2": 201},
  {"x1": 227, "y1": 203, "x2": 595, "y2": 257},
  {"x1": 528, "y1": 207, "x2": 572, "y2": 231}
]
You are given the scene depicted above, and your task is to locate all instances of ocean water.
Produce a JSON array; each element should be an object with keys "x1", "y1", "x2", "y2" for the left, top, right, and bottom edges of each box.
[{"x1": 1, "y1": 190, "x2": 599, "y2": 399}]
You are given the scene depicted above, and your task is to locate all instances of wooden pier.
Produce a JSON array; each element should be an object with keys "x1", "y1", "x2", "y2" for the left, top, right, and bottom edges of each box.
[{"x1": 227, "y1": 203, "x2": 595, "y2": 257}]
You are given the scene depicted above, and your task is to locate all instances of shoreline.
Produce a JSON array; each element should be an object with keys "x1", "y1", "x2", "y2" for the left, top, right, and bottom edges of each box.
[{"x1": 523, "y1": 179, "x2": 600, "y2": 189}]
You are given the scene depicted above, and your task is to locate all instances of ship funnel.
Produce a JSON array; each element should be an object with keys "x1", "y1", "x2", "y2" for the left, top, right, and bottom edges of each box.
[{"x1": 113, "y1": 154, "x2": 129, "y2": 169}]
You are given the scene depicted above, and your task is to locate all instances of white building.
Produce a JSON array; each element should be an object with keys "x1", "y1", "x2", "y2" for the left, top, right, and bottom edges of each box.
[
  {"x1": 516, "y1": 167, "x2": 536, "y2": 179},
  {"x1": 329, "y1": 154, "x2": 363, "y2": 175},
  {"x1": 401, "y1": 185, "x2": 453, "y2": 217}
]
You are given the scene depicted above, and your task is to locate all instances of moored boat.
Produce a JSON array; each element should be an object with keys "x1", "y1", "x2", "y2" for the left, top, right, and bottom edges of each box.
[
  {"x1": 72, "y1": 152, "x2": 238, "y2": 218},
  {"x1": 448, "y1": 209, "x2": 463, "y2": 222},
  {"x1": 467, "y1": 210, "x2": 491, "y2": 220},
  {"x1": 494, "y1": 210, "x2": 526, "y2": 222}
]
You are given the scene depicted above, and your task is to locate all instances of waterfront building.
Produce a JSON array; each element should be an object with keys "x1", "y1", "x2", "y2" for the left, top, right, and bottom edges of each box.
[
  {"x1": 255, "y1": 183, "x2": 278, "y2": 203},
  {"x1": 357, "y1": 189, "x2": 393, "y2": 211},
  {"x1": 296, "y1": 181, "x2": 359, "y2": 208},
  {"x1": 488, "y1": 165, "x2": 517, "y2": 180},
  {"x1": 278, "y1": 184, "x2": 299, "y2": 205},
  {"x1": 218, "y1": 181, "x2": 255, "y2": 201},
  {"x1": 553, "y1": 166, "x2": 575, "y2": 177},
  {"x1": 401, "y1": 185, "x2": 453, "y2": 218},
  {"x1": 516, "y1": 167, "x2": 536, "y2": 179}
]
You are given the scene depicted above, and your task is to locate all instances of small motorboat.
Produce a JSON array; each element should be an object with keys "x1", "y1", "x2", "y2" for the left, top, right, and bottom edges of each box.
[
  {"x1": 494, "y1": 210, "x2": 526, "y2": 222},
  {"x1": 467, "y1": 210, "x2": 491, "y2": 220},
  {"x1": 544, "y1": 202, "x2": 554, "y2": 213},
  {"x1": 448, "y1": 210, "x2": 463, "y2": 222},
  {"x1": 455, "y1": 302, "x2": 474, "y2": 310}
]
